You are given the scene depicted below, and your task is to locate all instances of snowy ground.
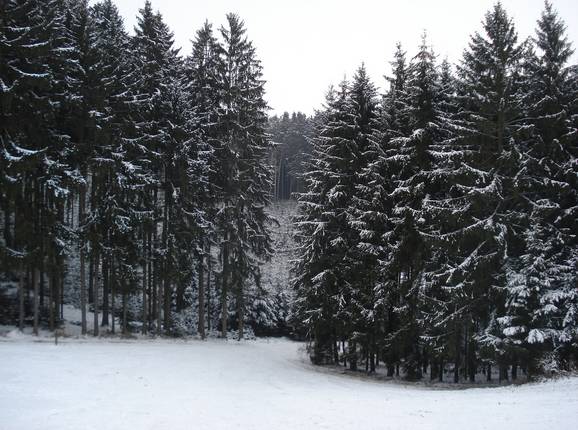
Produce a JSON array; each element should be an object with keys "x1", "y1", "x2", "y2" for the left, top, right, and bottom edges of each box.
[{"x1": 1, "y1": 337, "x2": 577, "y2": 430}]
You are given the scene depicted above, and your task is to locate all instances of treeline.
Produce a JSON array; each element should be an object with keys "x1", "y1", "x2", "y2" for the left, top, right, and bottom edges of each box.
[
  {"x1": 0, "y1": 0, "x2": 273, "y2": 338},
  {"x1": 294, "y1": 2, "x2": 578, "y2": 381},
  {"x1": 268, "y1": 112, "x2": 313, "y2": 200}
]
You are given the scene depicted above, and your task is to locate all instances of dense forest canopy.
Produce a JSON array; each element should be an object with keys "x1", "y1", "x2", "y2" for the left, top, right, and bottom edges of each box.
[
  {"x1": 1, "y1": 0, "x2": 577, "y2": 383},
  {"x1": 293, "y1": 1, "x2": 578, "y2": 380}
]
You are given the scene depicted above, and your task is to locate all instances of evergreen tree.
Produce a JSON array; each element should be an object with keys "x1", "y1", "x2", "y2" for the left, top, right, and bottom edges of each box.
[
  {"x1": 344, "y1": 65, "x2": 380, "y2": 371},
  {"x1": 1, "y1": 0, "x2": 81, "y2": 333},
  {"x1": 184, "y1": 21, "x2": 222, "y2": 338},
  {"x1": 294, "y1": 83, "x2": 354, "y2": 364},
  {"x1": 510, "y1": 1, "x2": 578, "y2": 371},
  {"x1": 215, "y1": 14, "x2": 273, "y2": 339},
  {"x1": 453, "y1": 2, "x2": 526, "y2": 381}
]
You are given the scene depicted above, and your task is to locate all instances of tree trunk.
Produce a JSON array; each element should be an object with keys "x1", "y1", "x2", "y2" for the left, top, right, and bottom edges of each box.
[
  {"x1": 79, "y1": 192, "x2": 87, "y2": 335},
  {"x1": 150, "y1": 258, "x2": 156, "y2": 330},
  {"x1": 370, "y1": 352, "x2": 376, "y2": 373},
  {"x1": 39, "y1": 262, "x2": 45, "y2": 314},
  {"x1": 32, "y1": 268, "x2": 39, "y2": 336},
  {"x1": 101, "y1": 256, "x2": 109, "y2": 327},
  {"x1": 93, "y1": 252, "x2": 99, "y2": 337},
  {"x1": 220, "y1": 240, "x2": 229, "y2": 338},
  {"x1": 142, "y1": 235, "x2": 148, "y2": 335},
  {"x1": 59, "y1": 273, "x2": 64, "y2": 322},
  {"x1": 198, "y1": 253, "x2": 206, "y2": 339},
  {"x1": 237, "y1": 275, "x2": 244, "y2": 341},
  {"x1": 122, "y1": 289, "x2": 128, "y2": 336},
  {"x1": 162, "y1": 185, "x2": 170, "y2": 335},
  {"x1": 163, "y1": 277, "x2": 171, "y2": 335},
  {"x1": 207, "y1": 250, "x2": 212, "y2": 333},
  {"x1": 111, "y1": 261, "x2": 116, "y2": 334},
  {"x1": 18, "y1": 266, "x2": 25, "y2": 331},
  {"x1": 454, "y1": 322, "x2": 461, "y2": 383},
  {"x1": 511, "y1": 360, "x2": 518, "y2": 381},
  {"x1": 387, "y1": 364, "x2": 395, "y2": 377},
  {"x1": 48, "y1": 272, "x2": 54, "y2": 331},
  {"x1": 430, "y1": 360, "x2": 437, "y2": 381},
  {"x1": 348, "y1": 341, "x2": 357, "y2": 371},
  {"x1": 332, "y1": 330, "x2": 339, "y2": 364},
  {"x1": 156, "y1": 261, "x2": 162, "y2": 336},
  {"x1": 499, "y1": 364, "x2": 508, "y2": 383}
]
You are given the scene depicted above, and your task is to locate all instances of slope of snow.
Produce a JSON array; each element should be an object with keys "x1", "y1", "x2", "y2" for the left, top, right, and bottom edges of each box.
[{"x1": 1, "y1": 337, "x2": 577, "y2": 430}]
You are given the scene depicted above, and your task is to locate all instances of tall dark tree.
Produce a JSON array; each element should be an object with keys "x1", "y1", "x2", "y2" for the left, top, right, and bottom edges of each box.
[
  {"x1": 294, "y1": 83, "x2": 354, "y2": 364},
  {"x1": 215, "y1": 14, "x2": 273, "y2": 339},
  {"x1": 506, "y1": 1, "x2": 578, "y2": 372}
]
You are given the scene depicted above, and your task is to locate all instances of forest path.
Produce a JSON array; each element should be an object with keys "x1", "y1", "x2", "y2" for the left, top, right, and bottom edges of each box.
[{"x1": 1, "y1": 337, "x2": 577, "y2": 430}]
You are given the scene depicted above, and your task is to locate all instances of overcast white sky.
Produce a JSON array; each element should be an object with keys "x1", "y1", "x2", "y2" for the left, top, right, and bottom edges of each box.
[{"x1": 104, "y1": 0, "x2": 578, "y2": 115}]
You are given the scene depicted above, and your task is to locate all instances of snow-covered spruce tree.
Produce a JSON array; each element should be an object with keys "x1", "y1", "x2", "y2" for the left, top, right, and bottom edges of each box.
[
  {"x1": 382, "y1": 43, "x2": 411, "y2": 141},
  {"x1": 183, "y1": 21, "x2": 222, "y2": 338},
  {"x1": 365, "y1": 43, "x2": 412, "y2": 377},
  {"x1": 1, "y1": 0, "x2": 81, "y2": 334},
  {"x1": 295, "y1": 69, "x2": 379, "y2": 368},
  {"x1": 214, "y1": 14, "x2": 273, "y2": 340},
  {"x1": 87, "y1": 0, "x2": 145, "y2": 335},
  {"x1": 451, "y1": 2, "x2": 527, "y2": 382},
  {"x1": 1, "y1": 0, "x2": 52, "y2": 331},
  {"x1": 60, "y1": 0, "x2": 101, "y2": 335},
  {"x1": 62, "y1": 0, "x2": 142, "y2": 336},
  {"x1": 382, "y1": 34, "x2": 450, "y2": 380},
  {"x1": 130, "y1": 1, "x2": 185, "y2": 335},
  {"x1": 345, "y1": 65, "x2": 380, "y2": 371},
  {"x1": 294, "y1": 83, "x2": 355, "y2": 364},
  {"x1": 417, "y1": 56, "x2": 461, "y2": 382},
  {"x1": 164, "y1": 45, "x2": 212, "y2": 337},
  {"x1": 508, "y1": 1, "x2": 578, "y2": 372}
]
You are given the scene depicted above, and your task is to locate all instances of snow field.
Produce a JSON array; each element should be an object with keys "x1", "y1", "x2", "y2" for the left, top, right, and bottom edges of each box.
[{"x1": 1, "y1": 337, "x2": 577, "y2": 430}]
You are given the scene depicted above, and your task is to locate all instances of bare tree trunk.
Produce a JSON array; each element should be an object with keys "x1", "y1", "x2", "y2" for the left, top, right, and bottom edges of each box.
[
  {"x1": 150, "y1": 258, "x2": 155, "y2": 331},
  {"x1": 454, "y1": 318, "x2": 461, "y2": 383},
  {"x1": 122, "y1": 289, "x2": 128, "y2": 336},
  {"x1": 18, "y1": 265, "x2": 25, "y2": 331},
  {"x1": 499, "y1": 364, "x2": 508, "y2": 383},
  {"x1": 93, "y1": 252, "x2": 99, "y2": 337},
  {"x1": 237, "y1": 277, "x2": 244, "y2": 341},
  {"x1": 59, "y1": 273, "x2": 64, "y2": 322},
  {"x1": 101, "y1": 256, "x2": 109, "y2": 327},
  {"x1": 163, "y1": 276, "x2": 171, "y2": 335},
  {"x1": 198, "y1": 252, "x2": 206, "y2": 339},
  {"x1": 348, "y1": 341, "x2": 357, "y2": 371},
  {"x1": 207, "y1": 248, "x2": 212, "y2": 332},
  {"x1": 156, "y1": 262, "x2": 162, "y2": 336},
  {"x1": 39, "y1": 261, "x2": 44, "y2": 313},
  {"x1": 370, "y1": 350, "x2": 376, "y2": 373},
  {"x1": 142, "y1": 233, "x2": 147, "y2": 335},
  {"x1": 111, "y1": 260, "x2": 115, "y2": 334},
  {"x1": 79, "y1": 197, "x2": 87, "y2": 335},
  {"x1": 161, "y1": 185, "x2": 170, "y2": 335},
  {"x1": 220, "y1": 239, "x2": 229, "y2": 338},
  {"x1": 32, "y1": 268, "x2": 39, "y2": 336},
  {"x1": 48, "y1": 272, "x2": 54, "y2": 331}
]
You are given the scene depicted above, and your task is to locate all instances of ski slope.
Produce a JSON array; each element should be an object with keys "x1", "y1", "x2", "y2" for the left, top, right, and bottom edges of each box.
[{"x1": 1, "y1": 337, "x2": 577, "y2": 430}]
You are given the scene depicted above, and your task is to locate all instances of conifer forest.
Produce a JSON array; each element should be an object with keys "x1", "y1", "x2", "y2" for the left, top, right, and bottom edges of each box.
[{"x1": 1, "y1": 0, "x2": 578, "y2": 411}]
